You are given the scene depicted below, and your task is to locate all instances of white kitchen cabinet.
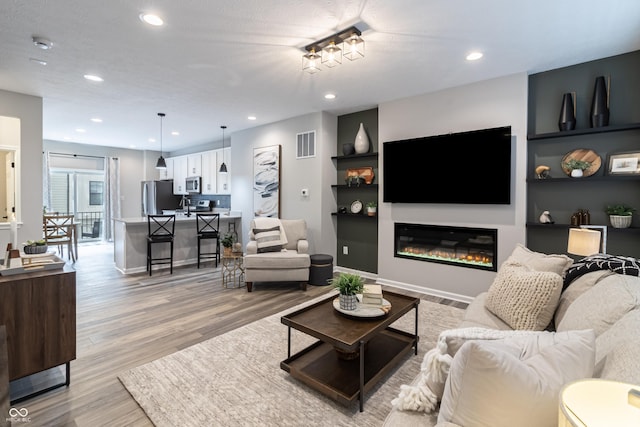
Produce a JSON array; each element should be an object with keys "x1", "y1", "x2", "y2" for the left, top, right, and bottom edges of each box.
[
  {"x1": 187, "y1": 153, "x2": 202, "y2": 177},
  {"x1": 172, "y1": 155, "x2": 188, "y2": 195},
  {"x1": 217, "y1": 147, "x2": 231, "y2": 194},
  {"x1": 201, "y1": 150, "x2": 217, "y2": 195}
]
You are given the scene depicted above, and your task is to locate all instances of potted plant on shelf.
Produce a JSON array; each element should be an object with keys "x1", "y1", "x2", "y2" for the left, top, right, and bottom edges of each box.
[
  {"x1": 605, "y1": 204, "x2": 635, "y2": 228},
  {"x1": 23, "y1": 239, "x2": 48, "y2": 254},
  {"x1": 221, "y1": 233, "x2": 234, "y2": 256},
  {"x1": 331, "y1": 272, "x2": 364, "y2": 311},
  {"x1": 366, "y1": 201, "x2": 377, "y2": 217},
  {"x1": 563, "y1": 159, "x2": 592, "y2": 178}
]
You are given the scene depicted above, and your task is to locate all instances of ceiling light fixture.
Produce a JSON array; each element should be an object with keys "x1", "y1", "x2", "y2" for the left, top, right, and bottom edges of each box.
[
  {"x1": 466, "y1": 51, "x2": 483, "y2": 61},
  {"x1": 139, "y1": 13, "x2": 164, "y2": 26},
  {"x1": 32, "y1": 36, "x2": 53, "y2": 50},
  {"x1": 29, "y1": 58, "x2": 47, "y2": 66},
  {"x1": 303, "y1": 26, "x2": 363, "y2": 73},
  {"x1": 248, "y1": 115, "x2": 256, "y2": 121},
  {"x1": 84, "y1": 74, "x2": 104, "y2": 82},
  {"x1": 324, "y1": 93, "x2": 336, "y2": 100},
  {"x1": 91, "y1": 118, "x2": 103, "y2": 123},
  {"x1": 219, "y1": 125, "x2": 228, "y2": 173},
  {"x1": 156, "y1": 113, "x2": 167, "y2": 170}
]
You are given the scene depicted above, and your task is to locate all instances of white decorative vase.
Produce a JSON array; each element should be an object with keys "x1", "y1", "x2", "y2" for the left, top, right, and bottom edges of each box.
[
  {"x1": 339, "y1": 294, "x2": 358, "y2": 310},
  {"x1": 354, "y1": 123, "x2": 370, "y2": 154},
  {"x1": 609, "y1": 215, "x2": 632, "y2": 228},
  {"x1": 570, "y1": 169, "x2": 583, "y2": 178}
]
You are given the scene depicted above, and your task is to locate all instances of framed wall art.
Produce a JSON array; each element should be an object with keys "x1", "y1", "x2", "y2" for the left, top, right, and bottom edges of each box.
[
  {"x1": 253, "y1": 145, "x2": 281, "y2": 217},
  {"x1": 607, "y1": 151, "x2": 640, "y2": 175}
]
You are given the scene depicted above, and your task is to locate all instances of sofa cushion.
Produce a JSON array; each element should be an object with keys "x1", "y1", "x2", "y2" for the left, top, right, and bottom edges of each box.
[
  {"x1": 505, "y1": 244, "x2": 573, "y2": 276},
  {"x1": 554, "y1": 270, "x2": 614, "y2": 328},
  {"x1": 243, "y1": 251, "x2": 310, "y2": 269},
  {"x1": 459, "y1": 293, "x2": 512, "y2": 330},
  {"x1": 280, "y1": 219, "x2": 307, "y2": 251},
  {"x1": 437, "y1": 330, "x2": 595, "y2": 427},
  {"x1": 485, "y1": 263, "x2": 562, "y2": 330},
  {"x1": 556, "y1": 274, "x2": 640, "y2": 337},
  {"x1": 253, "y1": 225, "x2": 284, "y2": 253},
  {"x1": 594, "y1": 309, "x2": 640, "y2": 384}
]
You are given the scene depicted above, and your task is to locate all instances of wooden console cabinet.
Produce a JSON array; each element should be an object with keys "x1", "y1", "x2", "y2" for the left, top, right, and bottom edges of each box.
[{"x1": 0, "y1": 266, "x2": 76, "y2": 399}]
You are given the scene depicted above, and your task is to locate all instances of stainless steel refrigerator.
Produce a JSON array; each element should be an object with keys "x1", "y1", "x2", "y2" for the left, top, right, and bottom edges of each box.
[{"x1": 141, "y1": 180, "x2": 181, "y2": 216}]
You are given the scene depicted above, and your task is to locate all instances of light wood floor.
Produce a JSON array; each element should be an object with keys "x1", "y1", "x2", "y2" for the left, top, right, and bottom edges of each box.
[{"x1": 10, "y1": 243, "x2": 466, "y2": 427}]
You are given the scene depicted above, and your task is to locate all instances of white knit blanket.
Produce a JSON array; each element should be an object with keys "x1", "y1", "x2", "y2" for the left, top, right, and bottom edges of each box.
[
  {"x1": 252, "y1": 217, "x2": 288, "y2": 246},
  {"x1": 391, "y1": 327, "x2": 541, "y2": 412}
]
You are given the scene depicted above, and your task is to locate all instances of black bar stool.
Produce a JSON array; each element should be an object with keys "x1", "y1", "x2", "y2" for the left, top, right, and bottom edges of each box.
[
  {"x1": 196, "y1": 213, "x2": 220, "y2": 268},
  {"x1": 147, "y1": 215, "x2": 175, "y2": 276}
]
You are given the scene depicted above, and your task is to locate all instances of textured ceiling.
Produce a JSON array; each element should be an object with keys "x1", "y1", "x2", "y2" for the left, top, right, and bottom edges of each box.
[{"x1": 1, "y1": 0, "x2": 639, "y2": 152}]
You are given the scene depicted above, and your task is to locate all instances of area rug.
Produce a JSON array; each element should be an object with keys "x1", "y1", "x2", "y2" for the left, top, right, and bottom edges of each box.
[{"x1": 119, "y1": 294, "x2": 464, "y2": 427}]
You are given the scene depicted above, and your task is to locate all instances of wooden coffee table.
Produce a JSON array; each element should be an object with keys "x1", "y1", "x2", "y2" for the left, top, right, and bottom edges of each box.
[{"x1": 280, "y1": 290, "x2": 420, "y2": 412}]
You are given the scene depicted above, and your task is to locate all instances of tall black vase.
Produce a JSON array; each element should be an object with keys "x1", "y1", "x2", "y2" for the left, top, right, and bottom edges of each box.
[
  {"x1": 558, "y1": 92, "x2": 576, "y2": 131},
  {"x1": 590, "y1": 76, "x2": 610, "y2": 128}
]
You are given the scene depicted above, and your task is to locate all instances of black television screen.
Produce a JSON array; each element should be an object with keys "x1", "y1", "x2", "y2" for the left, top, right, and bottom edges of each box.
[{"x1": 383, "y1": 126, "x2": 511, "y2": 204}]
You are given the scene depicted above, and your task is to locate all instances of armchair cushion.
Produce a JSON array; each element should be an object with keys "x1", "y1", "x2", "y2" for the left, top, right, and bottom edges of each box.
[{"x1": 253, "y1": 225, "x2": 284, "y2": 253}]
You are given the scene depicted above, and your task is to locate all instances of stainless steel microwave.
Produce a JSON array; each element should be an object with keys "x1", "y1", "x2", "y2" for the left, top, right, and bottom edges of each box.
[{"x1": 185, "y1": 176, "x2": 201, "y2": 193}]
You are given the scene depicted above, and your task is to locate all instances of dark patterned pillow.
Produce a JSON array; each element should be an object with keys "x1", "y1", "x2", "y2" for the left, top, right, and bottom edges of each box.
[{"x1": 253, "y1": 226, "x2": 283, "y2": 253}]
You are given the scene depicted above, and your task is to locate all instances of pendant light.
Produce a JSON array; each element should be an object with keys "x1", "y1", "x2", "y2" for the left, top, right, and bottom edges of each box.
[
  {"x1": 219, "y1": 125, "x2": 228, "y2": 173},
  {"x1": 155, "y1": 112, "x2": 167, "y2": 170}
]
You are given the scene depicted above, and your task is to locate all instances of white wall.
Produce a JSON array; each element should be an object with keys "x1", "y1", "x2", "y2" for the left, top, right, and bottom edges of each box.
[
  {"x1": 230, "y1": 112, "x2": 337, "y2": 257},
  {"x1": 377, "y1": 73, "x2": 528, "y2": 301},
  {"x1": 0, "y1": 89, "x2": 42, "y2": 248}
]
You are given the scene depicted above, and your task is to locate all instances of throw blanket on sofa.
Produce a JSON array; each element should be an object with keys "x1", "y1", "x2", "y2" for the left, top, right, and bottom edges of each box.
[
  {"x1": 563, "y1": 254, "x2": 640, "y2": 290},
  {"x1": 391, "y1": 327, "x2": 540, "y2": 413}
]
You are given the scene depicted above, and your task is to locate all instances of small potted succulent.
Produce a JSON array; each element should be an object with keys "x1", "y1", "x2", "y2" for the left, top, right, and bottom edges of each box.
[
  {"x1": 23, "y1": 239, "x2": 48, "y2": 254},
  {"x1": 366, "y1": 201, "x2": 377, "y2": 217},
  {"x1": 605, "y1": 204, "x2": 635, "y2": 228},
  {"x1": 331, "y1": 272, "x2": 364, "y2": 310},
  {"x1": 563, "y1": 159, "x2": 592, "y2": 178},
  {"x1": 221, "y1": 234, "x2": 234, "y2": 256}
]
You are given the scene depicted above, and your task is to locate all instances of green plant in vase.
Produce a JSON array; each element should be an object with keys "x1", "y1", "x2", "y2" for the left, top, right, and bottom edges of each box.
[
  {"x1": 605, "y1": 204, "x2": 635, "y2": 228},
  {"x1": 221, "y1": 234, "x2": 234, "y2": 255},
  {"x1": 563, "y1": 159, "x2": 591, "y2": 178},
  {"x1": 331, "y1": 273, "x2": 364, "y2": 311}
]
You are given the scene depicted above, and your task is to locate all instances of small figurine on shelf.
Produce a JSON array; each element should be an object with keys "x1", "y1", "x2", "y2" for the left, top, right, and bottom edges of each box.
[
  {"x1": 539, "y1": 211, "x2": 554, "y2": 224},
  {"x1": 535, "y1": 165, "x2": 550, "y2": 179}
]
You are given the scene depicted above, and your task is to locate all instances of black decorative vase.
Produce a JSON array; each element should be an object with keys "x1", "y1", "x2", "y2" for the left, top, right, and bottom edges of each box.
[
  {"x1": 342, "y1": 143, "x2": 355, "y2": 156},
  {"x1": 590, "y1": 76, "x2": 609, "y2": 128},
  {"x1": 558, "y1": 92, "x2": 576, "y2": 131}
]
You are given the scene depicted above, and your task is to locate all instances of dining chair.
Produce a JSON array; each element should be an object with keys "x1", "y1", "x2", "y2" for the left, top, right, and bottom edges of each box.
[{"x1": 43, "y1": 214, "x2": 76, "y2": 262}]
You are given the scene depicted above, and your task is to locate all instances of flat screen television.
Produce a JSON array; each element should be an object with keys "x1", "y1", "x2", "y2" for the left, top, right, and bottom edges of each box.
[{"x1": 383, "y1": 126, "x2": 512, "y2": 204}]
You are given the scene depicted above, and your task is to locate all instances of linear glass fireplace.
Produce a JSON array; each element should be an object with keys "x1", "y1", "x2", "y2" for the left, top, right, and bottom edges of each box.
[{"x1": 394, "y1": 223, "x2": 497, "y2": 271}]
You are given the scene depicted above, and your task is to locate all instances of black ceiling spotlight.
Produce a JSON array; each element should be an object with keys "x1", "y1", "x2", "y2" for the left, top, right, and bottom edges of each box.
[
  {"x1": 219, "y1": 125, "x2": 228, "y2": 173},
  {"x1": 155, "y1": 113, "x2": 167, "y2": 170}
]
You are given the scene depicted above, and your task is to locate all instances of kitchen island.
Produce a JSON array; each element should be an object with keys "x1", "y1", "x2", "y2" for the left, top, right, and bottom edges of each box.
[{"x1": 113, "y1": 212, "x2": 241, "y2": 274}]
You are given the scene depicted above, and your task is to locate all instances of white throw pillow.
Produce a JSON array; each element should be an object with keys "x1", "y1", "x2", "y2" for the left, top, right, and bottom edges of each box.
[
  {"x1": 437, "y1": 330, "x2": 596, "y2": 427},
  {"x1": 252, "y1": 226, "x2": 283, "y2": 253},
  {"x1": 506, "y1": 243, "x2": 573, "y2": 276},
  {"x1": 485, "y1": 263, "x2": 562, "y2": 330}
]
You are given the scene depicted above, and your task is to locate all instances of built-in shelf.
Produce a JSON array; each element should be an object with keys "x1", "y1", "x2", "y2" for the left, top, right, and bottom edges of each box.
[
  {"x1": 528, "y1": 122, "x2": 640, "y2": 141},
  {"x1": 527, "y1": 176, "x2": 640, "y2": 183},
  {"x1": 331, "y1": 184, "x2": 379, "y2": 189},
  {"x1": 332, "y1": 212, "x2": 377, "y2": 218},
  {"x1": 526, "y1": 222, "x2": 640, "y2": 233},
  {"x1": 331, "y1": 152, "x2": 379, "y2": 161}
]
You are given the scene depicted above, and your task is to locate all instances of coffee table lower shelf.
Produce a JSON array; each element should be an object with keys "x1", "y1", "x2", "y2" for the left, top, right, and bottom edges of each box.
[{"x1": 280, "y1": 327, "x2": 416, "y2": 407}]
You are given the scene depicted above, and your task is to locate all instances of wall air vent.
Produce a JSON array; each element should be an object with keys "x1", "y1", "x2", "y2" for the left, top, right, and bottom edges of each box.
[{"x1": 296, "y1": 131, "x2": 316, "y2": 159}]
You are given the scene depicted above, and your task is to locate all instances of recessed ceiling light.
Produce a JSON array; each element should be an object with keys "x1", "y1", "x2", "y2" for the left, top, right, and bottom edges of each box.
[
  {"x1": 247, "y1": 116, "x2": 257, "y2": 121},
  {"x1": 171, "y1": 131, "x2": 180, "y2": 136},
  {"x1": 84, "y1": 74, "x2": 104, "y2": 82},
  {"x1": 324, "y1": 93, "x2": 336, "y2": 100},
  {"x1": 139, "y1": 13, "x2": 164, "y2": 26},
  {"x1": 91, "y1": 118, "x2": 103, "y2": 123},
  {"x1": 75, "y1": 128, "x2": 86, "y2": 133},
  {"x1": 29, "y1": 58, "x2": 47, "y2": 66},
  {"x1": 32, "y1": 36, "x2": 52, "y2": 50},
  {"x1": 149, "y1": 138, "x2": 156, "y2": 143},
  {"x1": 466, "y1": 52, "x2": 483, "y2": 61}
]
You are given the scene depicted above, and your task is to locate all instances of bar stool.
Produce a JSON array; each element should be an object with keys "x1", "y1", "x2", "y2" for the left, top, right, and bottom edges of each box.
[
  {"x1": 147, "y1": 215, "x2": 175, "y2": 276},
  {"x1": 196, "y1": 213, "x2": 220, "y2": 268}
]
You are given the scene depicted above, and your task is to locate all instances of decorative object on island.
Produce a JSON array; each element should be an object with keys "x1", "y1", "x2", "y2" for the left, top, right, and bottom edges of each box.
[
  {"x1": 342, "y1": 142, "x2": 355, "y2": 156},
  {"x1": 155, "y1": 113, "x2": 167, "y2": 170},
  {"x1": 535, "y1": 165, "x2": 550, "y2": 179},
  {"x1": 366, "y1": 201, "x2": 377, "y2": 217},
  {"x1": 558, "y1": 92, "x2": 577, "y2": 131},
  {"x1": 590, "y1": 75, "x2": 610, "y2": 128},
  {"x1": 561, "y1": 148, "x2": 601, "y2": 177},
  {"x1": 23, "y1": 239, "x2": 48, "y2": 254},
  {"x1": 331, "y1": 272, "x2": 364, "y2": 311},
  {"x1": 539, "y1": 211, "x2": 554, "y2": 224},
  {"x1": 607, "y1": 151, "x2": 640, "y2": 175},
  {"x1": 605, "y1": 204, "x2": 634, "y2": 228},
  {"x1": 345, "y1": 166, "x2": 374, "y2": 185},
  {"x1": 253, "y1": 144, "x2": 281, "y2": 218},
  {"x1": 354, "y1": 122, "x2": 370, "y2": 154},
  {"x1": 221, "y1": 233, "x2": 234, "y2": 257}
]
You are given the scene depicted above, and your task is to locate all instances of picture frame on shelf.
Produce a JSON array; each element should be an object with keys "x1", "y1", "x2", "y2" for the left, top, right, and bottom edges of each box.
[{"x1": 607, "y1": 151, "x2": 640, "y2": 175}]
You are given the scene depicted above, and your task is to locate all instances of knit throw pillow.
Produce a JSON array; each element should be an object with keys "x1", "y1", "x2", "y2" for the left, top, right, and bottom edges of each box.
[
  {"x1": 253, "y1": 226, "x2": 283, "y2": 253},
  {"x1": 485, "y1": 263, "x2": 562, "y2": 330}
]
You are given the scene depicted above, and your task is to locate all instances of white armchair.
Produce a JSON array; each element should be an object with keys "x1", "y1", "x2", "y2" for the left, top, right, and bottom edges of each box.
[{"x1": 244, "y1": 218, "x2": 310, "y2": 292}]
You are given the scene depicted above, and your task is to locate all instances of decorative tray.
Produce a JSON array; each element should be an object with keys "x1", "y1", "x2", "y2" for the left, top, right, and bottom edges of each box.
[
  {"x1": 0, "y1": 254, "x2": 65, "y2": 276},
  {"x1": 332, "y1": 296, "x2": 391, "y2": 318}
]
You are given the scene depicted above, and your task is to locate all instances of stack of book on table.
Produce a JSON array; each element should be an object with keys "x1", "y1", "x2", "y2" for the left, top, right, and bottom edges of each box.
[{"x1": 361, "y1": 284, "x2": 383, "y2": 306}]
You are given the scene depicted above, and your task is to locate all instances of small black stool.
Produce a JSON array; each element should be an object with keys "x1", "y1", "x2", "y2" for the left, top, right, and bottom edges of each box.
[
  {"x1": 309, "y1": 254, "x2": 333, "y2": 286},
  {"x1": 147, "y1": 215, "x2": 175, "y2": 276}
]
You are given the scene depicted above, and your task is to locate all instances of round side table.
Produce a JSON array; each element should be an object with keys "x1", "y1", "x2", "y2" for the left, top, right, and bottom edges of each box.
[{"x1": 222, "y1": 252, "x2": 245, "y2": 288}]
